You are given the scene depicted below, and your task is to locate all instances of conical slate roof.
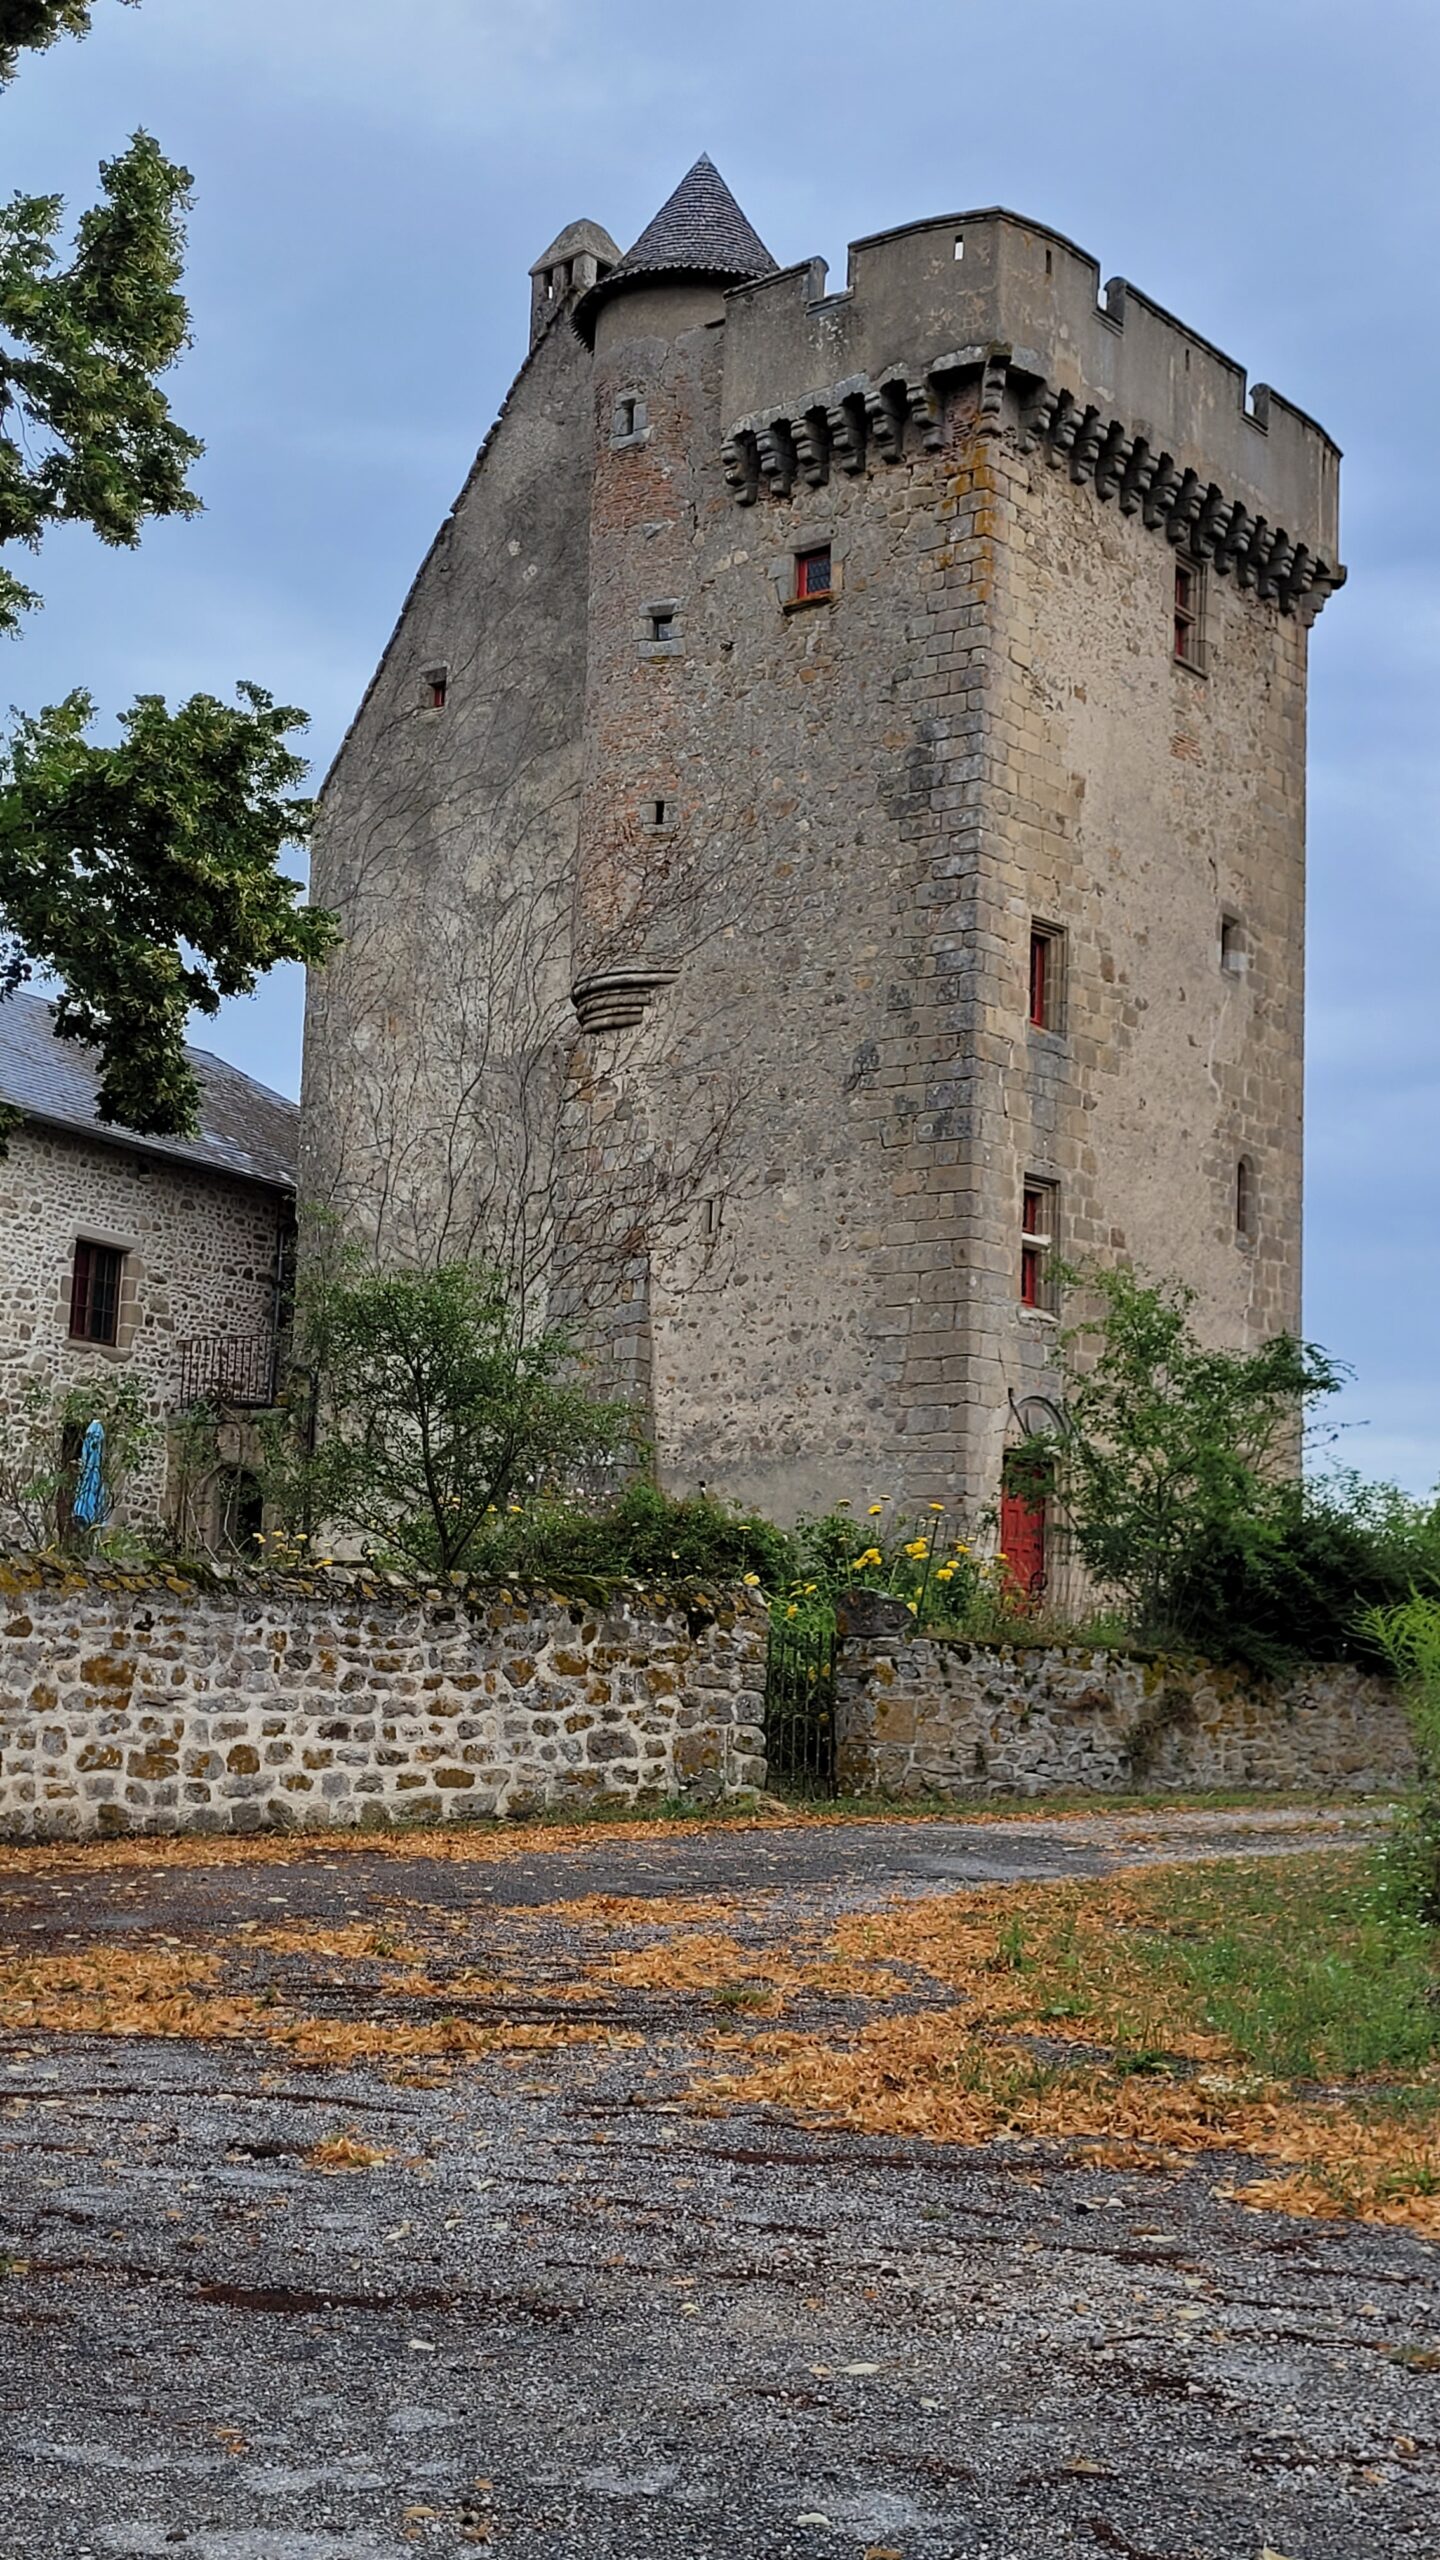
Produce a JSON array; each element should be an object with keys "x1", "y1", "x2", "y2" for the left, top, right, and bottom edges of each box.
[{"x1": 574, "y1": 155, "x2": 775, "y2": 341}]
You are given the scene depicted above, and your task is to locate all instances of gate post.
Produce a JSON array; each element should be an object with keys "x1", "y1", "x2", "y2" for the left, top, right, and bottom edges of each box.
[{"x1": 834, "y1": 1591, "x2": 915, "y2": 1796}]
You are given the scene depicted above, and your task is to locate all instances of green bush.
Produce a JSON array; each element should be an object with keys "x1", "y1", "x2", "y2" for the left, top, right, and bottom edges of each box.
[
  {"x1": 1362, "y1": 1593, "x2": 1440, "y2": 1927},
  {"x1": 454, "y1": 1480, "x2": 795, "y2": 1594},
  {"x1": 1164, "y1": 1474, "x2": 1440, "y2": 1676}
]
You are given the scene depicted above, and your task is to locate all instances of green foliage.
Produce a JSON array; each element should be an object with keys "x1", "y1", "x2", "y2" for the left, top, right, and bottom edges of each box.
[
  {"x1": 0, "y1": 1369, "x2": 158, "y2": 1549},
  {"x1": 0, "y1": 686, "x2": 335, "y2": 1131},
  {"x1": 1362, "y1": 1593, "x2": 1440, "y2": 1926},
  {"x1": 1043, "y1": 1263, "x2": 1344, "y2": 1645},
  {"x1": 0, "y1": 2, "x2": 134, "y2": 87},
  {"x1": 0, "y1": 124, "x2": 199, "y2": 629},
  {"x1": 293, "y1": 1258, "x2": 637, "y2": 1576},
  {"x1": 1165, "y1": 1471, "x2": 1440, "y2": 1676},
  {"x1": 441, "y1": 1479, "x2": 793, "y2": 1594},
  {"x1": 0, "y1": 7, "x2": 339, "y2": 1142},
  {"x1": 1141, "y1": 1853, "x2": 1440, "y2": 2080}
]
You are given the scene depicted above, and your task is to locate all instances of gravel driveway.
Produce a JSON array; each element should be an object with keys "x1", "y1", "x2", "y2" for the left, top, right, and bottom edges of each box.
[{"x1": 0, "y1": 1805, "x2": 1434, "y2": 2559}]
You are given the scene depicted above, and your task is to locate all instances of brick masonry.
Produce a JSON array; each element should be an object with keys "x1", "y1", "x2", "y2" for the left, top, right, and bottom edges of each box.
[
  {"x1": 0, "y1": 1560, "x2": 767, "y2": 1842},
  {"x1": 833, "y1": 1599, "x2": 1415, "y2": 1799}
]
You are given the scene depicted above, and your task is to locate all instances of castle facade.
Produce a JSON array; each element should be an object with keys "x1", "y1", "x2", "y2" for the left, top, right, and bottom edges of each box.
[{"x1": 301, "y1": 159, "x2": 1343, "y2": 1526}]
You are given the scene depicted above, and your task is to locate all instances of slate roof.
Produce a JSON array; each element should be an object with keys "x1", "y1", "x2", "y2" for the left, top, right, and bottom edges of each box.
[
  {"x1": 574, "y1": 155, "x2": 775, "y2": 341},
  {"x1": 0, "y1": 991, "x2": 298, "y2": 1192}
]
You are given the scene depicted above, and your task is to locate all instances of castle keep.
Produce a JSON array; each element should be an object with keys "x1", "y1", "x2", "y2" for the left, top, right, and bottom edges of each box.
[{"x1": 301, "y1": 159, "x2": 1344, "y2": 1526}]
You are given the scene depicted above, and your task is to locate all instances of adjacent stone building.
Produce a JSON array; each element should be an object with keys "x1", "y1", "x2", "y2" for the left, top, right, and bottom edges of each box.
[
  {"x1": 301, "y1": 159, "x2": 1344, "y2": 1531},
  {"x1": 0, "y1": 992, "x2": 297, "y2": 1542}
]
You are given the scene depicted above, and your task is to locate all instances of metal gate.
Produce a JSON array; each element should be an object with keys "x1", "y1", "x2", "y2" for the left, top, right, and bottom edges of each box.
[{"x1": 763, "y1": 1616, "x2": 838, "y2": 1797}]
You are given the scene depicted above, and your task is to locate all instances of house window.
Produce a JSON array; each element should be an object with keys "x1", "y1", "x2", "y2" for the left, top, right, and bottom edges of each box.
[
  {"x1": 1029, "y1": 923, "x2": 1064, "y2": 1031},
  {"x1": 1020, "y1": 1181, "x2": 1057, "y2": 1310},
  {"x1": 648, "y1": 609, "x2": 675, "y2": 643},
  {"x1": 613, "y1": 394, "x2": 647, "y2": 440},
  {"x1": 794, "y1": 544, "x2": 832, "y2": 602},
  {"x1": 1220, "y1": 913, "x2": 1246, "y2": 974},
  {"x1": 422, "y1": 666, "x2": 448, "y2": 710},
  {"x1": 648, "y1": 796, "x2": 669, "y2": 829},
  {"x1": 1236, "y1": 1155, "x2": 1255, "y2": 1239},
  {"x1": 1173, "y1": 555, "x2": 1204, "y2": 666},
  {"x1": 70, "y1": 1240, "x2": 124, "y2": 1346}
]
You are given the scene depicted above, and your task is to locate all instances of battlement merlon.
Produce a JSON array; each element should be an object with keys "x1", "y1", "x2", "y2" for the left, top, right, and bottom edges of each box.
[{"x1": 719, "y1": 209, "x2": 1341, "y2": 587}]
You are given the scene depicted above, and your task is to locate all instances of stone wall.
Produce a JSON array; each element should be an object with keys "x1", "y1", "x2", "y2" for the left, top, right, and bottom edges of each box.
[
  {"x1": 0, "y1": 1560, "x2": 767, "y2": 1843},
  {"x1": 0, "y1": 1119, "x2": 287, "y2": 1530},
  {"x1": 833, "y1": 1599, "x2": 1415, "y2": 1799}
]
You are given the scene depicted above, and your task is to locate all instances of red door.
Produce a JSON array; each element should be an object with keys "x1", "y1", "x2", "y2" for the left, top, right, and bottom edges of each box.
[{"x1": 999, "y1": 1489, "x2": 1047, "y2": 1608}]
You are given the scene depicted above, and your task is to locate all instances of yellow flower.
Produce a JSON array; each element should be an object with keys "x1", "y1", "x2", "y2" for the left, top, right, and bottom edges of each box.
[
  {"x1": 936, "y1": 1565, "x2": 955, "y2": 1582},
  {"x1": 802, "y1": 1582, "x2": 817, "y2": 1595},
  {"x1": 742, "y1": 1572, "x2": 762, "y2": 1588},
  {"x1": 953, "y1": 1542, "x2": 971, "y2": 1555},
  {"x1": 867, "y1": 1503, "x2": 885, "y2": 1516},
  {"x1": 786, "y1": 1603, "x2": 798, "y2": 1619},
  {"x1": 903, "y1": 1538, "x2": 928, "y2": 1559},
  {"x1": 928, "y1": 1502, "x2": 945, "y2": 1513}
]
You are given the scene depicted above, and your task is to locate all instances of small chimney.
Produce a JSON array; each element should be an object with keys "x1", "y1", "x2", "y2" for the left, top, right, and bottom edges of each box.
[{"x1": 528, "y1": 219, "x2": 621, "y2": 349}]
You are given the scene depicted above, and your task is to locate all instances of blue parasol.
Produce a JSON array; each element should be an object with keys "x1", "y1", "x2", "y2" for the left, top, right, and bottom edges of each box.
[{"x1": 72, "y1": 1419, "x2": 107, "y2": 1527}]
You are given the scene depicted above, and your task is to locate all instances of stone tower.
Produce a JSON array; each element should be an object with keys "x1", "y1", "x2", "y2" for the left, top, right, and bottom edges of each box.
[{"x1": 301, "y1": 159, "x2": 1344, "y2": 1526}]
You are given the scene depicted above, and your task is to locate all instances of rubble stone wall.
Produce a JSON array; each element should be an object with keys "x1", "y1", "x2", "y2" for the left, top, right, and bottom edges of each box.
[
  {"x1": 834, "y1": 1607, "x2": 1415, "y2": 1799},
  {"x1": 0, "y1": 1560, "x2": 767, "y2": 1842}
]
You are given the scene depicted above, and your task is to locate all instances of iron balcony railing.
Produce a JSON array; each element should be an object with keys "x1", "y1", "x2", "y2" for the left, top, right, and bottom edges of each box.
[{"x1": 176, "y1": 1334, "x2": 279, "y2": 1412}]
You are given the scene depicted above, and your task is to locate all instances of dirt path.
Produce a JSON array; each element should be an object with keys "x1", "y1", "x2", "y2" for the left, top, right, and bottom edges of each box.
[{"x1": 0, "y1": 1805, "x2": 1434, "y2": 2559}]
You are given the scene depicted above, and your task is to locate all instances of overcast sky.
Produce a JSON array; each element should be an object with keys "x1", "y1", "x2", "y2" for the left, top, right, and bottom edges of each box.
[{"x1": 7, "y1": 0, "x2": 1438, "y2": 1484}]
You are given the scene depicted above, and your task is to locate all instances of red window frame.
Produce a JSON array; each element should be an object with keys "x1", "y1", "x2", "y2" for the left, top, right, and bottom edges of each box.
[
  {"x1": 425, "y1": 672, "x2": 447, "y2": 709},
  {"x1": 70, "y1": 1240, "x2": 123, "y2": 1346},
  {"x1": 1020, "y1": 1183, "x2": 1053, "y2": 1309},
  {"x1": 1029, "y1": 929, "x2": 1049, "y2": 1029},
  {"x1": 794, "y1": 545, "x2": 832, "y2": 601}
]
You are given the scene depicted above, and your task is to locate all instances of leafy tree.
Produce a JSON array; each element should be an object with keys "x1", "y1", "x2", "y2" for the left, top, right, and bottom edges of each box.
[
  {"x1": 0, "y1": 686, "x2": 333, "y2": 1129},
  {"x1": 0, "y1": 0, "x2": 336, "y2": 1135},
  {"x1": 294, "y1": 1259, "x2": 637, "y2": 1575},
  {"x1": 0, "y1": 1, "x2": 131, "y2": 89},
  {"x1": 1042, "y1": 1263, "x2": 1344, "y2": 1644}
]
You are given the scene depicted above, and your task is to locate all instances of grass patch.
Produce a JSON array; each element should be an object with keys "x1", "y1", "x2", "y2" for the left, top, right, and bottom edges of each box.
[
  {"x1": 1136, "y1": 1854, "x2": 1440, "y2": 2082},
  {"x1": 704, "y1": 1849, "x2": 1440, "y2": 2236}
]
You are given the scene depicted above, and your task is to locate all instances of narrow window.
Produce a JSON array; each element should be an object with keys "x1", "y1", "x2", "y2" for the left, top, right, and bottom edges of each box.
[
  {"x1": 1020, "y1": 1181, "x2": 1056, "y2": 1310},
  {"x1": 422, "y1": 666, "x2": 448, "y2": 710},
  {"x1": 1028, "y1": 923, "x2": 1063, "y2": 1030},
  {"x1": 1236, "y1": 1156, "x2": 1254, "y2": 1239},
  {"x1": 793, "y1": 544, "x2": 833, "y2": 602},
  {"x1": 1173, "y1": 555, "x2": 1204, "y2": 666},
  {"x1": 70, "y1": 1240, "x2": 124, "y2": 1346},
  {"x1": 954, "y1": 234, "x2": 965, "y2": 261},
  {"x1": 648, "y1": 609, "x2": 675, "y2": 643},
  {"x1": 1220, "y1": 913, "x2": 1245, "y2": 974},
  {"x1": 649, "y1": 796, "x2": 668, "y2": 828},
  {"x1": 1044, "y1": 247, "x2": 1053, "y2": 276},
  {"x1": 614, "y1": 394, "x2": 647, "y2": 439}
]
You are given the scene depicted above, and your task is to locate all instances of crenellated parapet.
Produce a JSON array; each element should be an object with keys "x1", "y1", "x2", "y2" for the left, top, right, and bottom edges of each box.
[
  {"x1": 717, "y1": 210, "x2": 1344, "y2": 618},
  {"x1": 722, "y1": 341, "x2": 1343, "y2": 618}
]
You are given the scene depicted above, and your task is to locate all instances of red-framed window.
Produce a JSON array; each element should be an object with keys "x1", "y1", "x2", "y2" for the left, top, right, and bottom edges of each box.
[
  {"x1": 1020, "y1": 1181, "x2": 1055, "y2": 1309},
  {"x1": 794, "y1": 544, "x2": 832, "y2": 601},
  {"x1": 69, "y1": 1240, "x2": 124, "y2": 1346},
  {"x1": 423, "y1": 666, "x2": 448, "y2": 709},
  {"x1": 1029, "y1": 929, "x2": 1048, "y2": 1028}
]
